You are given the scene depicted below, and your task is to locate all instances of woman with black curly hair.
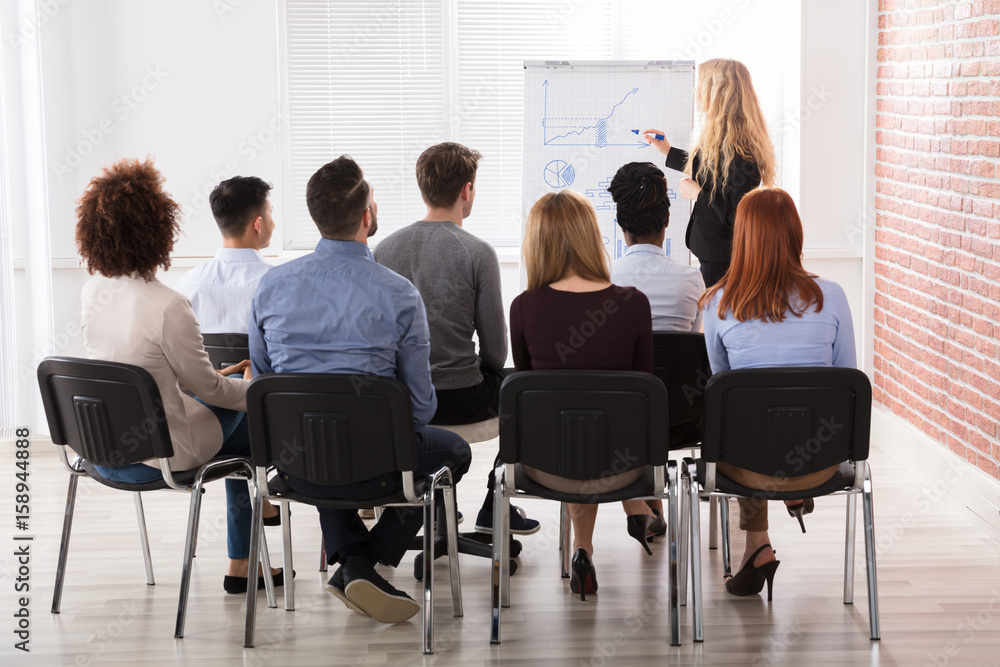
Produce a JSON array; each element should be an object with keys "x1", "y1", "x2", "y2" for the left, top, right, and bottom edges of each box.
[
  {"x1": 608, "y1": 161, "x2": 705, "y2": 332},
  {"x1": 76, "y1": 157, "x2": 285, "y2": 594}
]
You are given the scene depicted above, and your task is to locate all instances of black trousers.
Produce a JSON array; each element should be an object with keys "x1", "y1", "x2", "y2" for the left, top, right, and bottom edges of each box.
[
  {"x1": 431, "y1": 365, "x2": 509, "y2": 514},
  {"x1": 283, "y1": 426, "x2": 471, "y2": 567},
  {"x1": 698, "y1": 260, "x2": 729, "y2": 288}
]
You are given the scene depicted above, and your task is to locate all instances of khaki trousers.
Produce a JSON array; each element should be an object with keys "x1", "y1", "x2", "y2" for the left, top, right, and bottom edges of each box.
[{"x1": 716, "y1": 462, "x2": 840, "y2": 532}]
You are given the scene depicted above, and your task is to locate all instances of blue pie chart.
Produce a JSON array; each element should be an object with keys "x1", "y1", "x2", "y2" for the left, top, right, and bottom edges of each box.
[{"x1": 544, "y1": 160, "x2": 575, "y2": 188}]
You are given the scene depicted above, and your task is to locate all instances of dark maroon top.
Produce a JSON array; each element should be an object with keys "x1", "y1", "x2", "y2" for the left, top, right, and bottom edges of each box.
[{"x1": 510, "y1": 284, "x2": 653, "y2": 373}]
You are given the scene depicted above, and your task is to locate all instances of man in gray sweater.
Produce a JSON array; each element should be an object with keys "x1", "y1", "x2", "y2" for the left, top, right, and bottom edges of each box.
[{"x1": 374, "y1": 142, "x2": 539, "y2": 535}]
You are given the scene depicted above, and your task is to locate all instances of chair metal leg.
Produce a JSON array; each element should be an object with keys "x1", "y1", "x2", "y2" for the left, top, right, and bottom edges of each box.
[
  {"x1": 319, "y1": 543, "x2": 327, "y2": 572},
  {"x1": 559, "y1": 502, "x2": 570, "y2": 578},
  {"x1": 844, "y1": 492, "x2": 857, "y2": 605},
  {"x1": 490, "y1": 464, "x2": 505, "y2": 644},
  {"x1": 708, "y1": 495, "x2": 719, "y2": 549},
  {"x1": 719, "y1": 497, "x2": 732, "y2": 578},
  {"x1": 678, "y1": 475, "x2": 689, "y2": 607},
  {"x1": 863, "y1": 468, "x2": 880, "y2": 640},
  {"x1": 667, "y1": 463, "x2": 680, "y2": 647},
  {"x1": 443, "y1": 485, "x2": 463, "y2": 617},
  {"x1": 500, "y1": 481, "x2": 511, "y2": 608},
  {"x1": 243, "y1": 489, "x2": 264, "y2": 648},
  {"x1": 422, "y1": 489, "x2": 436, "y2": 655},
  {"x1": 260, "y1": 527, "x2": 276, "y2": 609},
  {"x1": 133, "y1": 492, "x2": 155, "y2": 586},
  {"x1": 281, "y1": 501, "x2": 294, "y2": 611},
  {"x1": 174, "y1": 480, "x2": 206, "y2": 638},
  {"x1": 688, "y1": 468, "x2": 704, "y2": 643},
  {"x1": 51, "y1": 474, "x2": 80, "y2": 614},
  {"x1": 374, "y1": 506, "x2": 383, "y2": 521}
]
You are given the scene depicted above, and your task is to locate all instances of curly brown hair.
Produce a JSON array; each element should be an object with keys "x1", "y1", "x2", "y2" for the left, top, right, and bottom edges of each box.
[{"x1": 76, "y1": 158, "x2": 182, "y2": 281}]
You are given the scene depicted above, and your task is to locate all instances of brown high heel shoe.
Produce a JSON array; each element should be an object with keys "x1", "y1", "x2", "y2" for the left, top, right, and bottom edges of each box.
[
  {"x1": 785, "y1": 498, "x2": 815, "y2": 533},
  {"x1": 725, "y1": 544, "x2": 780, "y2": 600}
]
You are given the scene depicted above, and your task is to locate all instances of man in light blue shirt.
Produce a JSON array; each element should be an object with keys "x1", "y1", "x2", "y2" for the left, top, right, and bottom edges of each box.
[
  {"x1": 249, "y1": 155, "x2": 471, "y2": 624},
  {"x1": 174, "y1": 176, "x2": 274, "y2": 333},
  {"x1": 608, "y1": 162, "x2": 705, "y2": 332}
]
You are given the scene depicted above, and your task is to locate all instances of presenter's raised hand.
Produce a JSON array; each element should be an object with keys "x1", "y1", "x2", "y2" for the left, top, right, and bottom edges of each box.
[
  {"x1": 679, "y1": 178, "x2": 702, "y2": 201},
  {"x1": 642, "y1": 129, "x2": 671, "y2": 155}
]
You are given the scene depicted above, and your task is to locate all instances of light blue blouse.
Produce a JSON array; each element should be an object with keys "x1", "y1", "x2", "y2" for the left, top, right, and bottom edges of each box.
[{"x1": 702, "y1": 277, "x2": 857, "y2": 372}]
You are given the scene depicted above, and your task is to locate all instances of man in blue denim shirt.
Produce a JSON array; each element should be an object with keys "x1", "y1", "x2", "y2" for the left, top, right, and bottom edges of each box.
[{"x1": 249, "y1": 155, "x2": 471, "y2": 624}]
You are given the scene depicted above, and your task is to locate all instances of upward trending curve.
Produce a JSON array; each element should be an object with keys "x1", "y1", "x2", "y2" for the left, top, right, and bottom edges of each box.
[{"x1": 543, "y1": 84, "x2": 645, "y2": 147}]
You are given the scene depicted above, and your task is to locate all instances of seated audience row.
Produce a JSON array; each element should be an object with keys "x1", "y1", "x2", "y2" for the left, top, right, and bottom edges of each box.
[{"x1": 72, "y1": 143, "x2": 855, "y2": 621}]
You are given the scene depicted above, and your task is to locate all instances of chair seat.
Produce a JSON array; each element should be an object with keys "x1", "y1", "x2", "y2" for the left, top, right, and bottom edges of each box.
[
  {"x1": 511, "y1": 463, "x2": 660, "y2": 504},
  {"x1": 80, "y1": 456, "x2": 253, "y2": 492},
  {"x1": 696, "y1": 460, "x2": 857, "y2": 500},
  {"x1": 433, "y1": 417, "x2": 499, "y2": 444},
  {"x1": 267, "y1": 472, "x2": 428, "y2": 509}
]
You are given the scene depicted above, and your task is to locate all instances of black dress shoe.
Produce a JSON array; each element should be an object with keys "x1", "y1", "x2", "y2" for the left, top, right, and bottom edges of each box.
[
  {"x1": 263, "y1": 513, "x2": 281, "y2": 527},
  {"x1": 223, "y1": 568, "x2": 293, "y2": 594}
]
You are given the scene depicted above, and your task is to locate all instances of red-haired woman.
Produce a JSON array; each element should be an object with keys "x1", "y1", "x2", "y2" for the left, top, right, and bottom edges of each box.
[{"x1": 700, "y1": 187, "x2": 856, "y2": 598}]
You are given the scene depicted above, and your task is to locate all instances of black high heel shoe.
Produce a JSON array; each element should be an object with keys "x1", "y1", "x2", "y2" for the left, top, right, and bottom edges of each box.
[
  {"x1": 569, "y1": 548, "x2": 598, "y2": 601},
  {"x1": 785, "y1": 498, "x2": 815, "y2": 533},
  {"x1": 626, "y1": 515, "x2": 657, "y2": 555},
  {"x1": 649, "y1": 508, "x2": 667, "y2": 538},
  {"x1": 725, "y1": 544, "x2": 780, "y2": 600}
]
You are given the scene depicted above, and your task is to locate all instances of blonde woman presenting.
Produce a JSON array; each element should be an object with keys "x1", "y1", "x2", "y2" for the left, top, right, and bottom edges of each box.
[{"x1": 644, "y1": 58, "x2": 776, "y2": 287}]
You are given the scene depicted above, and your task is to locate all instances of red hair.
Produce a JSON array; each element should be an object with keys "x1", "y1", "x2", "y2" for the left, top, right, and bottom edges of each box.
[{"x1": 699, "y1": 188, "x2": 822, "y2": 322}]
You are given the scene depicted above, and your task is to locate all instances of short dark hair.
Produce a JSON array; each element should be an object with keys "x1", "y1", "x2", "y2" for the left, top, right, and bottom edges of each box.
[
  {"x1": 608, "y1": 162, "x2": 671, "y2": 239},
  {"x1": 76, "y1": 157, "x2": 181, "y2": 281},
  {"x1": 209, "y1": 176, "x2": 272, "y2": 237},
  {"x1": 415, "y1": 142, "x2": 482, "y2": 208},
  {"x1": 306, "y1": 156, "x2": 371, "y2": 239}
]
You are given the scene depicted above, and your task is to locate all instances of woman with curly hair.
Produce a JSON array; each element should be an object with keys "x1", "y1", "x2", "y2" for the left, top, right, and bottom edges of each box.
[
  {"x1": 643, "y1": 58, "x2": 777, "y2": 287},
  {"x1": 76, "y1": 157, "x2": 284, "y2": 594}
]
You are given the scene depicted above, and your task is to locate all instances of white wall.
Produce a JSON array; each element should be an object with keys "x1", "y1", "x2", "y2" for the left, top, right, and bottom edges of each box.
[{"x1": 3, "y1": 0, "x2": 874, "y2": 433}]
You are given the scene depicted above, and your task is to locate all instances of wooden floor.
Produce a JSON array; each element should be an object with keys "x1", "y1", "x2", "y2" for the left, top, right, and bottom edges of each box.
[{"x1": 3, "y1": 417, "x2": 1000, "y2": 666}]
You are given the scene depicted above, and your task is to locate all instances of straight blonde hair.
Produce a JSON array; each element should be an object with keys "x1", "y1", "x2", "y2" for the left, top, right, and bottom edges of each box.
[
  {"x1": 523, "y1": 190, "x2": 609, "y2": 290},
  {"x1": 686, "y1": 58, "x2": 777, "y2": 200}
]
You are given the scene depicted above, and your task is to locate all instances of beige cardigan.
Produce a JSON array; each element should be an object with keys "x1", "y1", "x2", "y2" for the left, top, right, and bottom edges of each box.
[{"x1": 81, "y1": 275, "x2": 249, "y2": 471}]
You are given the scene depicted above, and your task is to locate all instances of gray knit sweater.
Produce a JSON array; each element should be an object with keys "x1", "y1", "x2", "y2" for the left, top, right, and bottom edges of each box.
[{"x1": 374, "y1": 220, "x2": 507, "y2": 390}]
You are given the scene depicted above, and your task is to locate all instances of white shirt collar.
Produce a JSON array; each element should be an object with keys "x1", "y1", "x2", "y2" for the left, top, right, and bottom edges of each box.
[
  {"x1": 213, "y1": 247, "x2": 266, "y2": 262},
  {"x1": 623, "y1": 243, "x2": 667, "y2": 257}
]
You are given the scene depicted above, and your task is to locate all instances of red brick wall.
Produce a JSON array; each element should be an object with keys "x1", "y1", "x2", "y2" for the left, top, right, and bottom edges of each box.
[{"x1": 875, "y1": 0, "x2": 1000, "y2": 478}]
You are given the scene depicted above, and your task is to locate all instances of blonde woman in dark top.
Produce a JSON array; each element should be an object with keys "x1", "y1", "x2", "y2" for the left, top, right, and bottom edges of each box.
[
  {"x1": 510, "y1": 189, "x2": 662, "y2": 600},
  {"x1": 644, "y1": 58, "x2": 777, "y2": 287}
]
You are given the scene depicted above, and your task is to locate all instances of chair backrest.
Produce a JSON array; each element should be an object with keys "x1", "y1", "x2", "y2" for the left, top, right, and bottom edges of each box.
[
  {"x1": 202, "y1": 333, "x2": 250, "y2": 370},
  {"x1": 36, "y1": 357, "x2": 174, "y2": 466},
  {"x1": 245, "y1": 373, "x2": 417, "y2": 486},
  {"x1": 701, "y1": 367, "x2": 872, "y2": 476},
  {"x1": 651, "y1": 331, "x2": 711, "y2": 448},
  {"x1": 498, "y1": 371, "x2": 668, "y2": 479}
]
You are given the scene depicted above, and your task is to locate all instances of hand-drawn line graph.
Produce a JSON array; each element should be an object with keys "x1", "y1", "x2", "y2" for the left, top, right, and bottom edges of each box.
[
  {"x1": 543, "y1": 160, "x2": 576, "y2": 188},
  {"x1": 542, "y1": 80, "x2": 651, "y2": 148}
]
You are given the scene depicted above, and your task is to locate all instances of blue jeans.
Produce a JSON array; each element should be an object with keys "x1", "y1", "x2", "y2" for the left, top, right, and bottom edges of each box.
[
  {"x1": 283, "y1": 426, "x2": 471, "y2": 568},
  {"x1": 93, "y1": 404, "x2": 253, "y2": 560}
]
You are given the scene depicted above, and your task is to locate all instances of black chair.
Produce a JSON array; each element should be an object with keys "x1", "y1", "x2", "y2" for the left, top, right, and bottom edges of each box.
[
  {"x1": 650, "y1": 331, "x2": 716, "y2": 610},
  {"x1": 243, "y1": 373, "x2": 463, "y2": 655},
  {"x1": 201, "y1": 333, "x2": 250, "y2": 370},
  {"x1": 490, "y1": 371, "x2": 681, "y2": 646},
  {"x1": 35, "y1": 357, "x2": 275, "y2": 644},
  {"x1": 681, "y1": 367, "x2": 880, "y2": 642}
]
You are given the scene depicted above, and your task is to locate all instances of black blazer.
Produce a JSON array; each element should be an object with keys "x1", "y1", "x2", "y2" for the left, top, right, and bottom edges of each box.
[{"x1": 665, "y1": 146, "x2": 761, "y2": 264}]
